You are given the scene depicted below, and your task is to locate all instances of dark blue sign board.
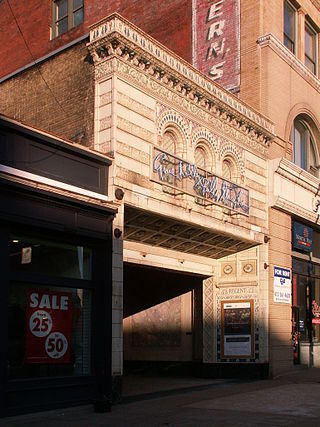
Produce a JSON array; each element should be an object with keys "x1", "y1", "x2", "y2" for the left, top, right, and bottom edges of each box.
[{"x1": 292, "y1": 221, "x2": 313, "y2": 252}]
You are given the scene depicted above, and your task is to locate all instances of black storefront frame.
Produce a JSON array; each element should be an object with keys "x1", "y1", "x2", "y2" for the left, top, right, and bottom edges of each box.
[{"x1": 0, "y1": 183, "x2": 114, "y2": 417}]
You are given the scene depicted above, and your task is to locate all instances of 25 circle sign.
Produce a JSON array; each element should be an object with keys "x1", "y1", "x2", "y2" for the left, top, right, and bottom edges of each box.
[{"x1": 29, "y1": 310, "x2": 52, "y2": 337}]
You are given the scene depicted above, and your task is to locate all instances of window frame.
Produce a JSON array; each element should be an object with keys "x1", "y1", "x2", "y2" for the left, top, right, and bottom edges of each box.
[
  {"x1": 305, "y1": 20, "x2": 318, "y2": 76},
  {"x1": 52, "y1": 0, "x2": 84, "y2": 38},
  {"x1": 292, "y1": 118, "x2": 319, "y2": 176},
  {"x1": 283, "y1": 0, "x2": 297, "y2": 55}
]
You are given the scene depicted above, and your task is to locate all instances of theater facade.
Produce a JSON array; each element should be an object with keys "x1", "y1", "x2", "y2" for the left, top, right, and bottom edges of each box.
[
  {"x1": 87, "y1": 14, "x2": 274, "y2": 389},
  {"x1": 0, "y1": 13, "x2": 275, "y2": 414}
]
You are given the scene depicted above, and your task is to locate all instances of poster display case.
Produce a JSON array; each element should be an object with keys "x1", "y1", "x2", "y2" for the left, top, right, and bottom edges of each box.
[{"x1": 221, "y1": 300, "x2": 254, "y2": 358}]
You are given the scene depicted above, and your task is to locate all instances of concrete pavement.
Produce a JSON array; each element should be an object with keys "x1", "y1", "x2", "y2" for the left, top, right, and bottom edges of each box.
[{"x1": 2, "y1": 367, "x2": 320, "y2": 426}]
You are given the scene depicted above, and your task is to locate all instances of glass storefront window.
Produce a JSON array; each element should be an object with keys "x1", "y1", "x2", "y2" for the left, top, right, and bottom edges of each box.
[
  {"x1": 8, "y1": 283, "x2": 92, "y2": 379},
  {"x1": 293, "y1": 258, "x2": 320, "y2": 343},
  {"x1": 10, "y1": 236, "x2": 92, "y2": 280}
]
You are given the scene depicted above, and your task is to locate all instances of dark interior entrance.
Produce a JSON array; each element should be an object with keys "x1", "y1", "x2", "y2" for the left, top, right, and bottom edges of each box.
[{"x1": 123, "y1": 263, "x2": 205, "y2": 376}]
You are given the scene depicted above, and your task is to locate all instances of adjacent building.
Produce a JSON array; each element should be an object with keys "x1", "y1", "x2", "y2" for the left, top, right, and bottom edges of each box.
[
  {"x1": 0, "y1": 115, "x2": 117, "y2": 415},
  {"x1": 238, "y1": 0, "x2": 320, "y2": 373}
]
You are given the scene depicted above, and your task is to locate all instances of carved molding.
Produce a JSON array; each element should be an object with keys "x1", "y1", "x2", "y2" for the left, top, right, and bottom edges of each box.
[
  {"x1": 116, "y1": 166, "x2": 153, "y2": 190},
  {"x1": 203, "y1": 277, "x2": 215, "y2": 363},
  {"x1": 88, "y1": 14, "x2": 274, "y2": 148},
  {"x1": 100, "y1": 92, "x2": 112, "y2": 106},
  {"x1": 157, "y1": 109, "x2": 191, "y2": 143},
  {"x1": 117, "y1": 140, "x2": 150, "y2": 165},
  {"x1": 258, "y1": 33, "x2": 320, "y2": 94},
  {"x1": 273, "y1": 158, "x2": 319, "y2": 193},
  {"x1": 273, "y1": 196, "x2": 318, "y2": 224},
  {"x1": 100, "y1": 117, "x2": 111, "y2": 131},
  {"x1": 220, "y1": 141, "x2": 245, "y2": 177},
  {"x1": 113, "y1": 59, "x2": 269, "y2": 157},
  {"x1": 118, "y1": 91, "x2": 154, "y2": 121},
  {"x1": 191, "y1": 127, "x2": 220, "y2": 155},
  {"x1": 117, "y1": 116, "x2": 155, "y2": 144}
]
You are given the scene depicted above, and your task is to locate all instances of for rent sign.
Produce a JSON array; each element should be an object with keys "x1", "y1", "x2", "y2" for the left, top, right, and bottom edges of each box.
[
  {"x1": 25, "y1": 289, "x2": 73, "y2": 364},
  {"x1": 273, "y1": 267, "x2": 291, "y2": 304}
]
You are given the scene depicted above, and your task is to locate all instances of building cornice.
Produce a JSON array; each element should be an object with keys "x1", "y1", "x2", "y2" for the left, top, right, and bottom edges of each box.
[
  {"x1": 270, "y1": 158, "x2": 320, "y2": 224},
  {"x1": 87, "y1": 13, "x2": 274, "y2": 148},
  {"x1": 274, "y1": 157, "x2": 319, "y2": 193},
  {"x1": 257, "y1": 33, "x2": 320, "y2": 94}
]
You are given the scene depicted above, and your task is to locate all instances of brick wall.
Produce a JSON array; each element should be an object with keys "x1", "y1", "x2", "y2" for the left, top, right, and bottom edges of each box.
[
  {"x1": 0, "y1": 40, "x2": 94, "y2": 147},
  {"x1": 0, "y1": 0, "x2": 191, "y2": 79}
]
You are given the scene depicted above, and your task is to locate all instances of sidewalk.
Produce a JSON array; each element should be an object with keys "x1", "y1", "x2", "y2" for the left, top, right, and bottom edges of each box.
[{"x1": 2, "y1": 367, "x2": 320, "y2": 427}]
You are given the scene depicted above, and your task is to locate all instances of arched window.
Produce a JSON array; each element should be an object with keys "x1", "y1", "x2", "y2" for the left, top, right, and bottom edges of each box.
[
  {"x1": 222, "y1": 157, "x2": 237, "y2": 181},
  {"x1": 291, "y1": 118, "x2": 318, "y2": 176},
  {"x1": 162, "y1": 130, "x2": 176, "y2": 154},
  {"x1": 194, "y1": 141, "x2": 215, "y2": 173},
  {"x1": 195, "y1": 146, "x2": 206, "y2": 170}
]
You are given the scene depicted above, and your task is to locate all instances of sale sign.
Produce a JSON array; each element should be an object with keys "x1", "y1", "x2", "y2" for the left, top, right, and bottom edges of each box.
[{"x1": 25, "y1": 289, "x2": 72, "y2": 364}]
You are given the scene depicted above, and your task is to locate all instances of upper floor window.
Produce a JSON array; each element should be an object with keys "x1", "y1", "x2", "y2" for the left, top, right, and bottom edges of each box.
[
  {"x1": 53, "y1": 0, "x2": 84, "y2": 37},
  {"x1": 284, "y1": 0, "x2": 296, "y2": 54},
  {"x1": 305, "y1": 21, "x2": 317, "y2": 75},
  {"x1": 162, "y1": 130, "x2": 177, "y2": 154},
  {"x1": 291, "y1": 118, "x2": 318, "y2": 176},
  {"x1": 195, "y1": 146, "x2": 207, "y2": 170}
]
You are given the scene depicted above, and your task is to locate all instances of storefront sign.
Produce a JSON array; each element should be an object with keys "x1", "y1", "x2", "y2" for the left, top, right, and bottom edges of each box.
[
  {"x1": 193, "y1": 0, "x2": 240, "y2": 90},
  {"x1": 221, "y1": 300, "x2": 253, "y2": 358},
  {"x1": 25, "y1": 289, "x2": 72, "y2": 364},
  {"x1": 152, "y1": 147, "x2": 249, "y2": 215},
  {"x1": 292, "y1": 221, "x2": 313, "y2": 252},
  {"x1": 312, "y1": 300, "x2": 320, "y2": 324},
  {"x1": 273, "y1": 267, "x2": 291, "y2": 304}
]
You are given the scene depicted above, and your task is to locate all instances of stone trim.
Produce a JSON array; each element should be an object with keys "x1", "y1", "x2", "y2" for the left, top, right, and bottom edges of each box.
[
  {"x1": 88, "y1": 14, "x2": 274, "y2": 144},
  {"x1": 273, "y1": 157, "x2": 320, "y2": 193},
  {"x1": 258, "y1": 33, "x2": 320, "y2": 94},
  {"x1": 117, "y1": 116, "x2": 155, "y2": 144},
  {"x1": 118, "y1": 91, "x2": 154, "y2": 121},
  {"x1": 112, "y1": 58, "x2": 269, "y2": 157}
]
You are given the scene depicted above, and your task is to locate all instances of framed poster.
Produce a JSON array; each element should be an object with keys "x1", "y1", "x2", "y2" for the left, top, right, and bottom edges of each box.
[
  {"x1": 25, "y1": 289, "x2": 73, "y2": 364},
  {"x1": 221, "y1": 300, "x2": 254, "y2": 358}
]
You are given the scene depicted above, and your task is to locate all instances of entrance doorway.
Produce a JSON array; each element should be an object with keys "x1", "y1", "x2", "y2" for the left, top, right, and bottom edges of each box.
[{"x1": 123, "y1": 263, "x2": 204, "y2": 376}]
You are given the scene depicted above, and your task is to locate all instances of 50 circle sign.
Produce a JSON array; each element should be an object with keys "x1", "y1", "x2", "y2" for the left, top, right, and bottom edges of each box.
[{"x1": 25, "y1": 289, "x2": 73, "y2": 364}]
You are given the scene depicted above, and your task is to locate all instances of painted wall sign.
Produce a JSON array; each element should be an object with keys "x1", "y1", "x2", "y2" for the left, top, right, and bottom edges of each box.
[
  {"x1": 292, "y1": 221, "x2": 313, "y2": 252},
  {"x1": 221, "y1": 300, "x2": 253, "y2": 358},
  {"x1": 273, "y1": 267, "x2": 291, "y2": 304},
  {"x1": 152, "y1": 147, "x2": 249, "y2": 215},
  {"x1": 25, "y1": 289, "x2": 72, "y2": 364},
  {"x1": 193, "y1": 0, "x2": 240, "y2": 90}
]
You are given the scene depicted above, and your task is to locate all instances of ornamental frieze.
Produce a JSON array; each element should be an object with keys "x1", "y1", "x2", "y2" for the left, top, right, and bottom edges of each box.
[
  {"x1": 113, "y1": 59, "x2": 269, "y2": 157},
  {"x1": 88, "y1": 15, "x2": 274, "y2": 155},
  {"x1": 89, "y1": 14, "x2": 274, "y2": 138}
]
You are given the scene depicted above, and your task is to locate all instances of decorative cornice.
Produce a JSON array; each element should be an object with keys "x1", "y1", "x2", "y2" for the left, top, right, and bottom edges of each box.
[
  {"x1": 310, "y1": 0, "x2": 320, "y2": 12},
  {"x1": 274, "y1": 157, "x2": 319, "y2": 193},
  {"x1": 113, "y1": 59, "x2": 269, "y2": 157},
  {"x1": 257, "y1": 33, "x2": 320, "y2": 94},
  {"x1": 88, "y1": 14, "x2": 274, "y2": 146},
  {"x1": 274, "y1": 196, "x2": 318, "y2": 224}
]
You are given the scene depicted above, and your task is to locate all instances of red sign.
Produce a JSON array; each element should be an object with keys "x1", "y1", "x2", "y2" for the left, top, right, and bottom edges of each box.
[
  {"x1": 312, "y1": 300, "x2": 320, "y2": 325},
  {"x1": 193, "y1": 0, "x2": 240, "y2": 91},
  {"x1": 25, "y1": 289, "x2": 72, "y2": 364}
]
